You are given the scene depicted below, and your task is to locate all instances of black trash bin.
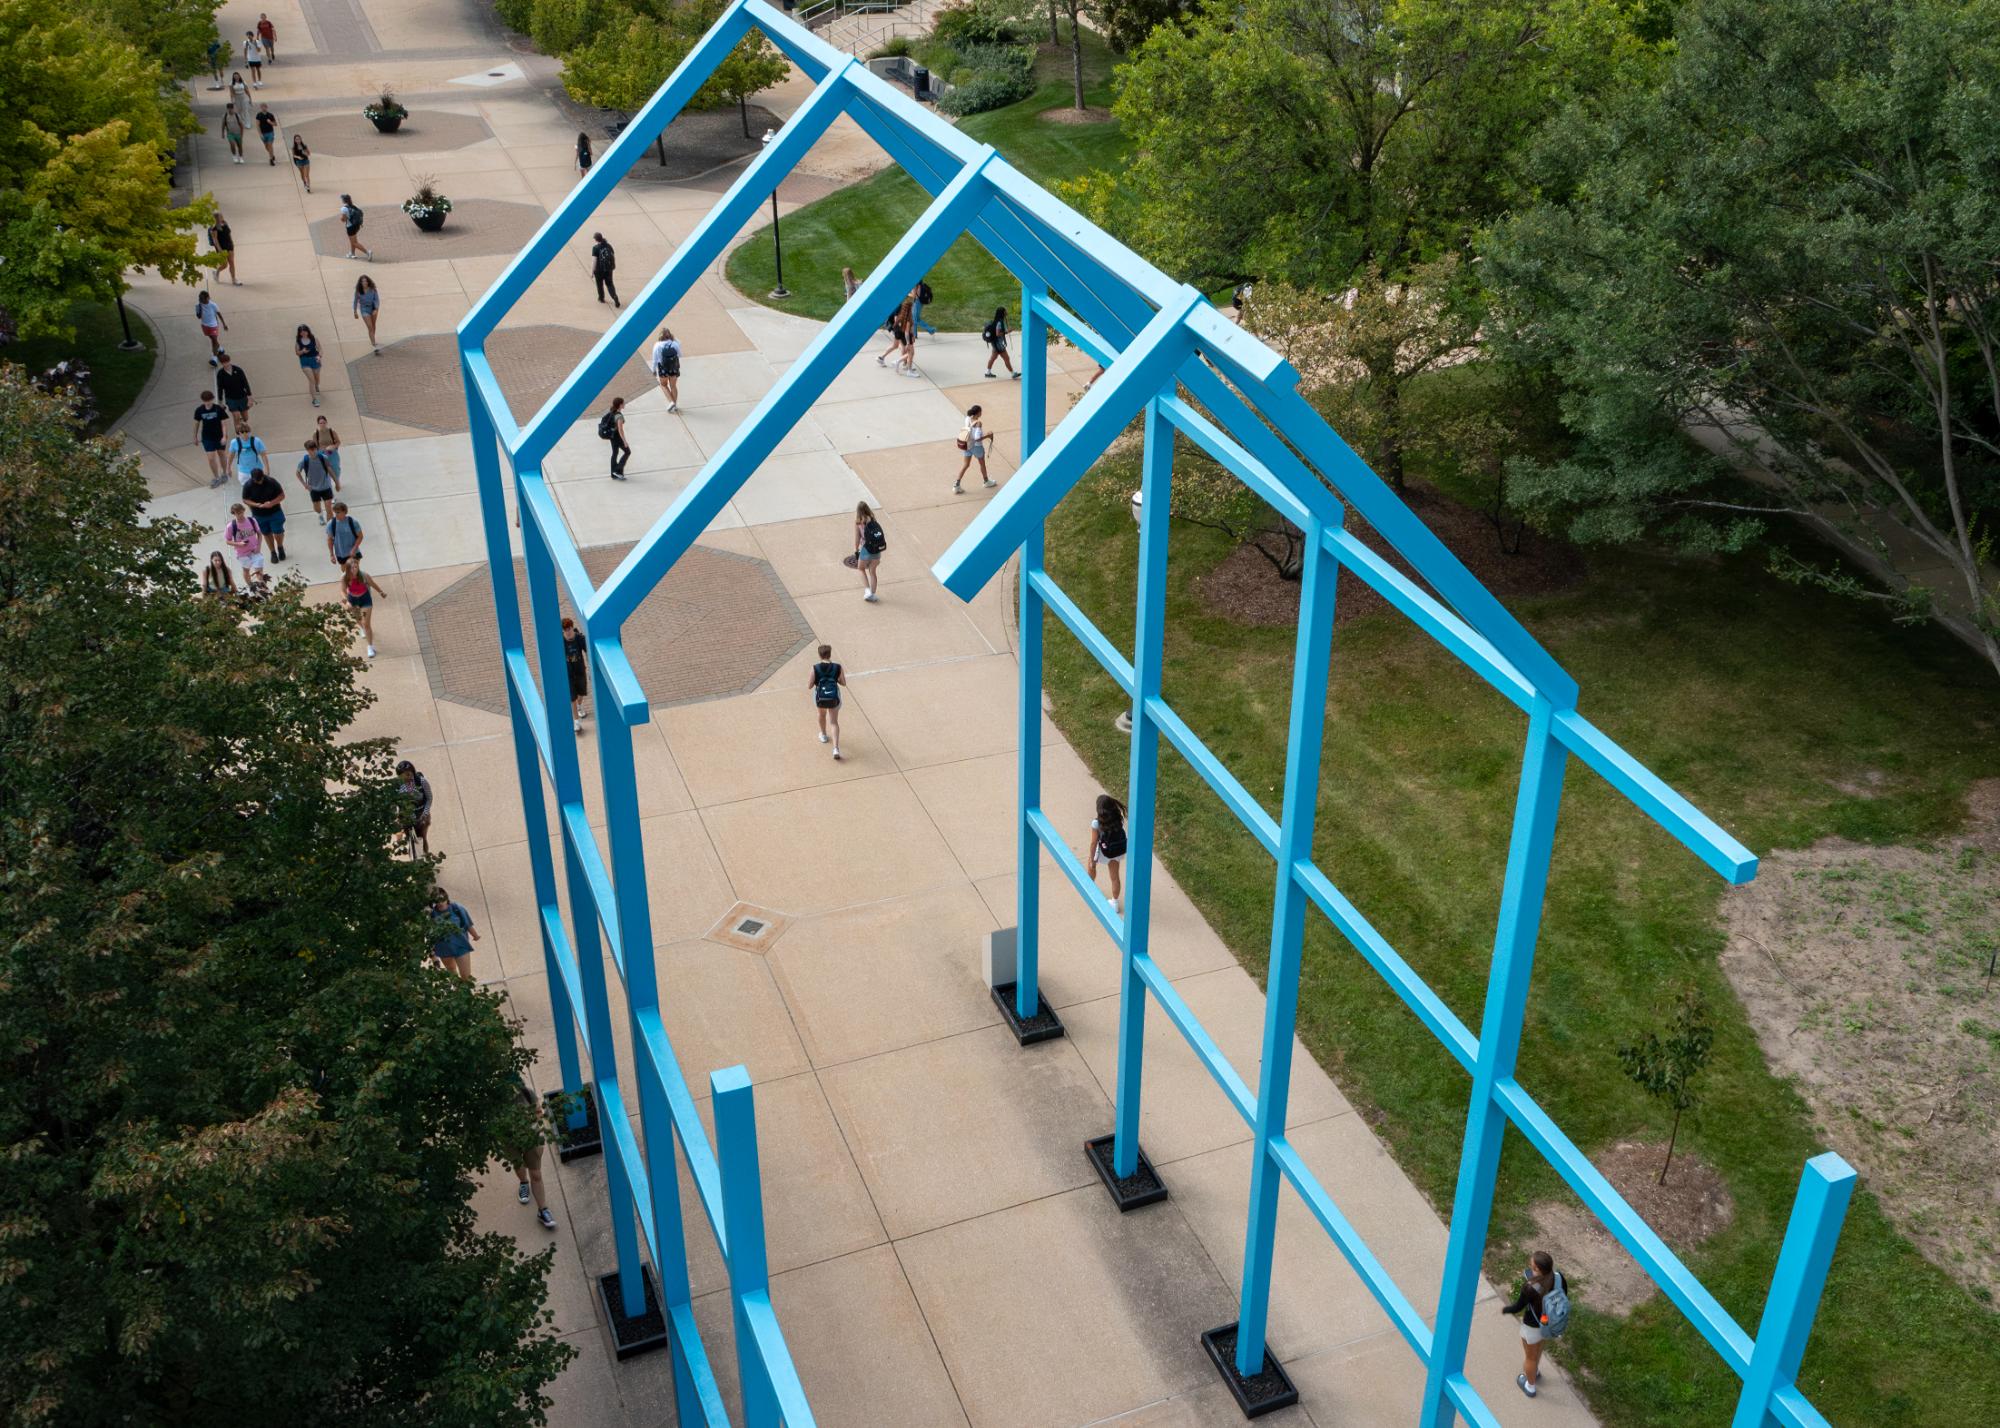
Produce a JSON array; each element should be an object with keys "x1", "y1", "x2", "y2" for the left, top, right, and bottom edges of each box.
[{"x1": 912, "y1": 66, "x2": 929, "y2": 101}]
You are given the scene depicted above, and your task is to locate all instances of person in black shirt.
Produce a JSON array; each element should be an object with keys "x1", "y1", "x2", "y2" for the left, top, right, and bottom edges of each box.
[
  {"x1": 193, "y1": 390, "x2": 230, "y2": 487},
  {"x1": 241, "y1": 467, "x2": 287, "y2": 563},
  {"x1": 214, "y1": 353, "x2": 253, "y2": 415},
  {"x1": 590, "y1": 231, "x2": 618, "y2": 307},
  {"x1": 1499, "y1": 1250, "x2": 1562, "y2": 1399}
]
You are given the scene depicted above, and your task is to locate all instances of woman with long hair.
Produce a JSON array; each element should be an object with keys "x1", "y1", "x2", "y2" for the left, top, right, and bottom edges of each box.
[
  {"x1": 953, "y1": 403, "x2": 996, "y2": 495},
  {"x1": 290, "y1": 133, "x2": 312, "y2": 192},
  {"x1": 340, "y1": 554, "x2": 387, "y2": 658},
  {"x1": 1085, "y1": 793, "x2": 1128, "y2": 913},
  {"x1": 294, "y1": 323, "x2": 323, "y2": 406},
  {"x1": 853, "y1": 500, "x2": 886, "y2": 602},
  {"x1": 575, "y1": 130, "x2": 593, "y2": 176},
  {"x1": 1500, "y1": 1249, "x2": 1564, "y2": 1398},
  {"x1": 352, "y1": 275, "x2": 381, "y2": 354},
  {"x1": 876, "y1": 298, "x2": 913, "y2": 372},
  {"x1": 602, "y1": 396, "x2": 629, "y2": 480},
  {"x1": 313, "y1": 415, "x2": 342, "y2": 484},
  {"x1": 201, "y1": 550, "x2": 237, "y2": 599},
  {"x1": 983, "y1": 305, "x2": 1017, "y2": 378}
]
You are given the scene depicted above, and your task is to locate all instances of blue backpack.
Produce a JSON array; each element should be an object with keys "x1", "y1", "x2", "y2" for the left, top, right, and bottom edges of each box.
[{"x1": 1538, "y1": 1272, "x2": 1571, "y2": 1338}]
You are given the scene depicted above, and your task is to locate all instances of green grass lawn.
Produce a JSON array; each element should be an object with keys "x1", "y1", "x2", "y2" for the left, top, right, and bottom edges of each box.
[
  {"x1": 725, "y1": 33, "x2": 1130, "y2": 331},
  {"x1": 1038, "y1": 400, "x2": 2000, "y2": 1425},
  {"x1": 3, "y1": 299, "x2": 158, "y2": 431}
]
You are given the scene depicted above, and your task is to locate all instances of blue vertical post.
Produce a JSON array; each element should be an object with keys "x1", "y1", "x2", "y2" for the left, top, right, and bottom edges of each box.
[
  {"x1": 1419, "y1": 703, "x2": 1570, "y2": 1428},
  {"x1": 1234, "y1": 520, "x2": 1340, "y2": 1376},
  {"x1": 1014, "y1": 286, "x2": 1048, "y2": 1021},
  {"x1": 1731, "y1": 1154, "x2": 1856, "y2": 1427},
  {"x1": 521, "y1": 496, "x2": 647, "y2": 1322},
  {"x1": 1110, "y1": 398, "x2": 1173, "y2": 1177},
  {"x1": 714, "y1": 1066, "x2": 778, "y2": 1428},
  {"x1": 464, "y1": 374, "x2": 584, "y2": 1123}
]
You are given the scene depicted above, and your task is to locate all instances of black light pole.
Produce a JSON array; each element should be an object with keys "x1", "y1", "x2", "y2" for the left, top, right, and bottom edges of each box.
[
  {"x1": 114, "y1": 290, "x2": 143, "y2": 351},
  {"x1": 762, "y1": 129, "x2": 789, "y2": 299}
]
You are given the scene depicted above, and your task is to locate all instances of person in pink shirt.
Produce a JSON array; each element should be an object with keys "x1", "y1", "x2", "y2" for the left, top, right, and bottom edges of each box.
[{"x1": 222, "y1": 502, "x2": 265, "y2": 578}]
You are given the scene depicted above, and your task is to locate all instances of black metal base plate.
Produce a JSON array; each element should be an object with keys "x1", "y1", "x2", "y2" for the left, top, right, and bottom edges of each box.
[
  {"x1": 991, "y1": 982, "x2": 1066, "y2": 1045},
  {"x1": 1201, "y1": 1323, "x2": 1300, "y2": 1419},
  {"x1": 546, "y1": 1083, "x2": 603, "y2": 1164},
  {"x1": 1084, "y1": 1132, "x2": 1168, "y2": 1211},
  {"x1": 597, "y1": 1265, "x2": 669, "y2": 1360}
]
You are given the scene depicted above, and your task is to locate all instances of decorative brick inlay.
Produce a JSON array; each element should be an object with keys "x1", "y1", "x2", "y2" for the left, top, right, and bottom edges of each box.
[
  {"x1": 308, "y1": 197, "x2": 549, "y2": 263},
  {"x1": 412, "y1": 542, "x2": 814, "y2": 714},
  {"x1": 349, "y1": 325, "x2": 655, "y2": 436},
  {"x1": 289, "y1": 109, "x2": 494, "y2": 158}
]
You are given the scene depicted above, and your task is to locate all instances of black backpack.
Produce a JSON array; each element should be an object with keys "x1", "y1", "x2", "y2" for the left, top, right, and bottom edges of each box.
[
  {"x1": 918, "y1": 281, "x2": 934, "y2": 304},
  {"x1": 982, "y1": 320, "x2": 997, "y2": 344},
  {"x1": 862, "y1": 518, "x2": 886, "y2": 555},
  {"x1": 813, "y1": 662, "x2": 840, "y2": 706},
  {"x1": 597, "y1": 411, "x2": 618, "y2": 439},
  {"x1": 345, "y1": 202, "x2": 363, "y2": 227}
]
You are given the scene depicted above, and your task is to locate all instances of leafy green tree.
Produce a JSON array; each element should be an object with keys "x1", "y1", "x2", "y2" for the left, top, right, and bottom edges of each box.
[
  {"x1": 0, "y1": 372, "x2": 573, "y2": 1425},
  {"x1": 1091, "y1": 0, "x2": 1196, "y2": 54},
  {"x1": 1484, "y1": 0, "x2": 2000, "y2": 678},
  {"x1": 563, "y1": 0, "x2": 787, "y2": 146},
  {"x1": 1617, "y1": 987, "x2": 1715, "y2": 1186},
  {"x1": 531, "y1": 0, "x2": 614, "y2": 59},
  {"x1": 1084, "y1": 0, "x2": 1647, "y2": 289},
  {"x1": 88, "y1": 0, "x2": 226, "y2": 77}
]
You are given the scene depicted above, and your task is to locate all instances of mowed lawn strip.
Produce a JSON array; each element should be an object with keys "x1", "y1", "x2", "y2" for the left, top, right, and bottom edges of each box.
[
  {"x1": 1037, "y1": 429, "x2": 2000, "y2": 1427},
  {"x1": 726, "y1": 34, "x2": 1130, "y2": 332}
]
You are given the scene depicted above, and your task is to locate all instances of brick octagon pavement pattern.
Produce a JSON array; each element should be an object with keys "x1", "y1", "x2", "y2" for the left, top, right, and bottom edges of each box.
[
  {"x1": 307, "y1": 197, "x2": 550, "y2": 263},
  {"x1": 412, "y1": 542, "x2": 815, "y2": 714},
  {"x1": 288, "y1": 110, "x2": 495, "y2": 158},
  {"x1": 349, "y1": 325, "x2": 657, "y2": 436}
]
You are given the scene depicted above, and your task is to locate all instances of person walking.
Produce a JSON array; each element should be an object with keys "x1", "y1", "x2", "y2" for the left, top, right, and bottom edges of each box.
[
  {"x1": 254, "y1": 103, "x2": 278, "y2": 164},
  {"x1": 842, "y1": 265, "x2": 860, "y2": 303},
  {"x1": 207, "y1": 215, "x2": 238, "y2": 286},
  {"x1": 352, "y1": 274, "x2": 381, "y2": 353},
  {"x1": 909, "y1": 277, "x2": 938, "y2": 335},
  {"x1": 809, "y1": 643, "x2": 846, "y2": 760},
  {"x1": 562, "y1": 616, "x2": 589, "y2": 731},
  {"x1": 1085, "y1": 793, "x2": 1128, "y2": 914},
  {"x1": 590, "y1": 232, "x2": 619, "y2": 307},
  {"x1": 599, "y1": 397, "x2": 630, "y2": 479},
  {"x1": 982, "y1": 306, "x2": 1018, "y2": 378},
  {"x1": 242, "y1": 464, "x2": 288, "y2": 564},
  {"x1": 510, "y1": 1079, "x2": 558, "y2": 1230},
  {"x1": 953, "y1": 404, "x2": 995, "y2": 493},
  {"x1": 1501, "y1": 1252, "x2": 1567, "y2": 1398},
  {"x1": 290, "y1": 133, "x2": 312, "y2": 191},
  {"x1": 228, "y1": 74, "x2": 251, "y2": 127},
  {"x1": 876, "y1": 298, "x2": 913, "y2": 373},
  {"x1": 648, "y1": 328, "x2": 681, "y2": 411},
  {"x1": 219, "y1": 102, "x2": 246, "y2": 165},
  {"x1": 296, "y1": 439, "x2": 338, "y2": 526},
  {"x1": 326, "y1": 501, "x2": 364, "y2": 567},
  {"x1": 195, "y1": 291, "x2": 227, "y2": 365},
  {"x1": 243, "y1": 30, "x2": 265, "y2": 86},
  {"x1": 396, "y1": 760, "x2": 433, "y2": 858},
  {"x1": 257, "y1": 12, "x2": 277, "y2": 63},
  {"x1": 223, "y1": 502, "x2": 265, "y2": 580},
  {"x1": 426, "y1": 888, "x2": 480, "y2": 980},
  {"x1": 227, "y1": 419, "x2": 267, "y2": 488},
  {"x1": 293, "y1": 323, "x2": 324, "y2": 406},
  {"x1": 206, "y1": 36, "x2": 225, "y2": 89},
  {"x1": 853, "y1": 500, "x2": 886, "y2": 602},
  {"x1": 341, "y1": 554, "x2": 386, "y2": 658},
  {"x1": 338, "y1": 194, "x2": 372, "y2": 261},
  {"x1": 216, "y1": 352, "x2": 253, "y2": 417},
  {"x1": 575, "y1": 130, "x2": 593, "y2": 177},
  {"x1": 201, "y1": 551, "x2": 238, "y2": 600},
  {"x1": 194, "y1": 389, "x2": 231, "y2": 486},
  {"x1": 314, "y1": 416, "x2": 343, "y2": 485}
]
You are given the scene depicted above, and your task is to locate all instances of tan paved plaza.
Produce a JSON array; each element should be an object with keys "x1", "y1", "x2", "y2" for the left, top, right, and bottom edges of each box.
[{"x1": 122, "y1": 3, "x2": 1603, "y2": 1423}]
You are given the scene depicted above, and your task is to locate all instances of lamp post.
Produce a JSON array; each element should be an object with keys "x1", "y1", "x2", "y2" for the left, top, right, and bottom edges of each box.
[
  {"x1": 760, "y1": 129, "x2": 789, "y2": 300},
  {"x1": 114, "y1": 291, "x2": 143, "y2": 351}
]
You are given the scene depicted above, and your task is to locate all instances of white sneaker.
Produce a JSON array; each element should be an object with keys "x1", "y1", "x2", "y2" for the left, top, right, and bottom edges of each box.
[
  {"x1": 365, "y1": 644, "x2": 376, "y2": 658},
  {"x1": 817, "y1": 732, "x2": 829, "y2": 744},
  {"x1": 667, "y1": 402, "x2": 677, "y2": 413},
  {"x1": 831, "y1": 746, "x2": 842, "y2": 760},
  {"x1": 862, "y1": 590, "x2": 877, "y2": 602},
  {"x1": 573, "y1": 718, "x2": 582, "y2": 733}
]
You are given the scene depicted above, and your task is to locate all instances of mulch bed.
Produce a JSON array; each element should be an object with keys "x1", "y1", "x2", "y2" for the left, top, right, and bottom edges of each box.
[
  {"x1": 1194, "y1": 480, "x2": 1585, "y2": 629},
  {"x1": 1038, "y1": 105, "x2": 1114, "y2": 125}
]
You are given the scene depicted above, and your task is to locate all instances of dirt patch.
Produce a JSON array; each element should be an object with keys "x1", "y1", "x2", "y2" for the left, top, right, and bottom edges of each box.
[
  {"x1": 1525, "y1": 1142, "x2": 1735, "y2": 1318},
  {"x1": 1720, "y1": 781, "x2": 2000, "y2": 1303},
  {"x1": 1195, "y1": 480, "x2": 1585, "y2": 628},
  {"x1": 1038, "y1": 105, "x2": 1114, "y2": 125}
]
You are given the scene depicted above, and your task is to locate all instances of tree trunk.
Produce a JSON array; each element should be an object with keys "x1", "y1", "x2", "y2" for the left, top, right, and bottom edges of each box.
[
  {"x1": 1069, "y1": 5, "x2": 1085, "y2": 111},
  {"x1": 1048, "y1": 0, "x2": 1059, "y2": 45},
  {"x1": 1375, "y1": 369, "x2": 1405, "y2": 491},
  {"x1": 1659, "y1": 1104, "x2": 1682, "y2": 1187},
  {"x1": 739, "y1": 95, "x2": 750, "y2": 139}
]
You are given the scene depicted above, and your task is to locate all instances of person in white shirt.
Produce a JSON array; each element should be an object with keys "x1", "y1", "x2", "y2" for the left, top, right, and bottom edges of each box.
[
  {"x1": 953, "y1": 403, "x2": 997, "y2": 495},
  {"x1": 648, "y1": 328, "x2": 682, "y2": 411},
  {"x1": 243, "y1": 31, "x2": 265, "y2": 86}
]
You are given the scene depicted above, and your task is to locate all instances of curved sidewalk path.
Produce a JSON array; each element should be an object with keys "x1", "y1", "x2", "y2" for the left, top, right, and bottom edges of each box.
[{"x1": 122, "y1": 2, "x2": 1599, "y2": 1424}]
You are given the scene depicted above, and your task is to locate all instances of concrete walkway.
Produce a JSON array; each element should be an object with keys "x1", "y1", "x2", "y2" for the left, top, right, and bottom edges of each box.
[{"x1": 123, "y1": 3, "x2": 1600, "y2": 1424}]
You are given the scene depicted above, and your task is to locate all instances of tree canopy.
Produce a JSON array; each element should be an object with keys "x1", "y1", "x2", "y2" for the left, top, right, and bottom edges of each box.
[
  {"x1": 1484, "y1": 0, "x2": 2000, "y2": 676},
  {"x1": 0, "y1": 372, "x2": 572, "y2": 1424},
  {"x1": 557, "y1": 0, "x2": 789, "y2": 142}
]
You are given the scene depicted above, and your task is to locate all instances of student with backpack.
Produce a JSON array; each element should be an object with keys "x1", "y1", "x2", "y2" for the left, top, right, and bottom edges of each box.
[
  {"x1": 242, "y1": 465, "x2": 288, "y2": 563},
  {"x1": 1085, "y1": 794, "x2": 1128, "y2": 914},
  {"x1": 326, "y1": 501, "x2": 363, "y2": 567},
  {"x1": 193, "y1": 389, "x2": 231, "y2": 487},
  {"x1": 338, "y1": 195, "x2": 371, "y2": 261},
  {"x1": 208, "y1": 215, "x2": 238, "y2": 285},
  {"x1": 296, "y1": 439, "x2": 338, "y2": 525},
  {"x1": 598, "y1": 397, "x2": 629, "y2": 479},
  {"x1": 953, "y1": 404, "x2": 996, "y2": 494},
  {"x1": 396, "y1": 760, "x2": 433, "y2": 858},
  {"x1": 426, "y1": 888, "x2": 480, "y2": 980},
  {"x1": 852, "y1": 501, "x2": 886, "y2": 602},
  {"x1": 227, "y1": 419, "x2": 267, "y2": 488},
  {"x1": 562, "y1": 616, "x2": 589, "y2": 731},
  {"x1": 1500, "y1": 1249, "x2": 1569, "y2": 1399},
  {"x1": 223, "y1": 502, "x2": 265, "y2": 579},
  {"x1": 590, "y1": 231, "x2": 619, "y2": 307},
  {"x1": 909, "y1": 277, "x2": 938, "y2": 335},
  {"x1": 876, "y1": 300, "x2": 913, "y2": 374},
  {"x1": 648, "y1": 328, "x2": 681, "y2": 410},
  {"x1": 982, "y1": 306, "x2": 1018, "y2": 378},
  {"x1": 808, "y1": 643, "x2": 846, "y2": 761},
  {"x1": 510, "y1": 1078, "x2": 558, "y2": 1230}
]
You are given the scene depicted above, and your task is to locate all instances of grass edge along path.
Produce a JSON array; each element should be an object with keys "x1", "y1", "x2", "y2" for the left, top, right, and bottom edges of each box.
[
  {"x1": 3, "y1": 299, "x2": 159, "y2": 431},
  {"x1": 726, "y1": 35, "x2": 1129, "y2": 332},
  {"x1": 1037, "y1": 443, "x2": 2000, "y2": 1428}
]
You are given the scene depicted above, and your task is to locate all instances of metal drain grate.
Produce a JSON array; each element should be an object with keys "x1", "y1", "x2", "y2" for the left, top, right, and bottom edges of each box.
[{"x1": 736, "y1": 918, "x2": 767, "y2": 937}]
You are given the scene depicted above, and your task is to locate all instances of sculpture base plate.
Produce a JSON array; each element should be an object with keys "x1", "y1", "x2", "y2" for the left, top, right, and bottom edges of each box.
[{"x1": 1084, "y1": 1132, "x2": 1168, "y2": 1211}]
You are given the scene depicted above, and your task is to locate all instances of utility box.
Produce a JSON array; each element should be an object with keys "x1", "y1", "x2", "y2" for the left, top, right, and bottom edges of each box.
[{"x1": 913, "y1": 66, "x2": 930, "y2": 100}]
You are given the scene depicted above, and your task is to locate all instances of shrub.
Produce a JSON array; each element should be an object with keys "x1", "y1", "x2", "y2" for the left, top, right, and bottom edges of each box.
[
  {"x1": 530, "y1": 0, "x2": 609, "y2": 55},
  {"x1": 869, "y1": 34, "x2": 914, "y2": 58},
  {"x1": 494, "y1": 0, "x2": 536, "y2": 29},
  {"x1": 932, "y1": 0, "x2": 1034, "y2": 46},
  {"x1": 911, "y1": 38, "x2": 961, "y2": 75},
  {"x1": 937, "y1": 60, "x2": 1035, "y2": 115}
]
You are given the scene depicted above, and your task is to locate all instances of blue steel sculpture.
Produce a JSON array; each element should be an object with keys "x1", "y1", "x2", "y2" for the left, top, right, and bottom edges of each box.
[{"x1": 458, "y1": 2, "x2": 1858, "y2": 1423}]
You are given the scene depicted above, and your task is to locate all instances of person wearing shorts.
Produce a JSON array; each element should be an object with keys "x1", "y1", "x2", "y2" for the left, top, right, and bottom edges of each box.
[
  {"x1": 314, "y1": 416, "x2": 342, "y2": 482},
  {"x1": 242, "y1": 467, "x2": 287, "y2": 563},
  {"x1": 1086, "y1": 793, "x2": 1128, "y2": 914},
  {"x1": 208, "y1": 216, "x2": 238, "y2": 286},
  {"x1": 196, "y1": 292, "x2": 227, "y2": 365},
  {"x1": 983, "y1": 306, "x2": 1018, "y2": 378},
  {"x1": 338, "y1": 195, "x2": 372, "y2": 261},
  {"x1": 648, "y1": 328, "x2": 681, "y2": 410},
  {"x1": 1500, "y1": 1251, "x2": 1564, "y2": 1399},
  {"x1": 809, "y1": 643, "x2": 846, "y2": 761},
  {"x1": 853, "y1": 500, "x2": 886, "y2": 602},
  {"x1": 290, "y1": 134, "x2": 311, "y2": 192},
  {"x1": 341, "y1": 555, "x2": 386, "y2": 658},
  {"x1": 255, "y1": 104, "x2": 278, "y2": 165},
  {"x1": 295, "y1": 323, "x2": 323, "y2": 406},
  {"x1": 326, "y1": 501, "x2": 363, "y2": 566},
  {"x1": 194, "y1": 391, "x2": 230, "y2": 486},
  {"x1": 562, "y1": 616, "x2": 589, "y2": 731},
  {"x1": 221, "y1": 100, "x2": 246, "y2": 163},
  {"x1": 297, "y1": 440, "x2": 337, "y2": 525},
  {"x1": 257, "y1": 12, "x2": 277, "y2": 62},
  {"x1": 397, "y1": 760, "x2": 434, "y2": 858},
  {"x1": 953, "y1": 404, "x2": 996, "y2": 494},
  {"x1": 223, "y1": 503, "x2": 265, "y2": 577},
  {"x1": 426, "y1": 888, "x2": 479, "y2": 980},
  {"x1": 510, "y1": 1078, "x2": 557, "y2": 1230},
  {"x1": 228, "y1": 421, "x2": 267, "y2": 489},
  {"x1": 243, "y1": 31, "x2": 264, "y2": 85}
]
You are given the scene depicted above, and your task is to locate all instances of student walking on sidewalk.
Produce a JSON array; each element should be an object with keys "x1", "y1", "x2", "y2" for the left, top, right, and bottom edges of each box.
[
  {"x1": 216, "y1": 353, "x2": 254, "y2": 416},
  {"x1": 296, "y1": 439, "x2": 337, "y2": 525},
  {"x1": 397, "y1": 760, "x2": 433, "y2": 858},
  {"x1": 338, "y1": 195, "x2": 372, "y2": 261},
  {"x1": 257, "y1": 12, "x2": 277, "y2": 62},
  {"x1": 341, "y1": 555, "x2": 387, "y2": 658},
  {"x1": 562, "y1": 616, "x2": 590, "y2": 731},
  {"x1": 242, "y1": 465, "x2": 288, "y2": 564},
  {"x1": 207, "y1": 215, "x2": 238, "y2": 285},
  {"x1": 590, "y1": 232, "x2": 619, "y2": 307},
  {"x1": 194, "y1": 390, "x2": 230, "y2": 486},
  {"x1": 291, "y1": 134, "x2": 312, "y2": 191},
  {"x1": 1085, "y1": 793, "x2": 1128, "y2": 914},
  {"x1": 326, "y1": 501, "x2": 364, "y2": 568},
  {"x1": 983, "y1": 306, "x2": 1019, "y2": 378},
  {"x1": 575, "y1": 131, "x2": 594, "y2": 177},
  {"x1": 227, "y1": 420, "x2": 267, "y2": 488},
  {"x1": 243, "y1": 32, "x2": 265, "y2": 85},
  {"x1": 953, "y1": 404, "x2": 996, "y2": 493},
  {"x1": 809, "y1": 643, "x2": 846, "y2": 760},
  {"x1": 1500, "y1": 1250, "x2": 1568, "y2": 1399},
  {"x1": 909, "y1": 277, "x2": 938, "y2": 335},
  {"x1": 427, "y1": 888, "x2": 480, "y2": 980},
  {"x1": 648, "y1": 328, "x2": 681, "y2": 411},
  {"x1": 510, "y1": 1079, "x2": 558, "y2": 1230},
  {"x1": 295, "y1": 323, "x2": 323, "y2": 405},
  {"x1": 255, "y1": 103, "x2": 278, "y2": 164},
  {"x1": 196, "y1": 291, "x2": 227, "y2": 364},
  {"x1": 352, "y1": 275, "x2": 381, "y2": 353},
  {"x1": 853, "y1": 501, "x2": 886, "y2": 602},
  {"x1": 223, "y1": 502, "x2": 264, "y2": 580},
  {"x1": 599, "y1": 397, "x2": 630, "y2": 479},
  {"x1": 228, "y1": 74, "x2": 251, "y2": 126}
]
